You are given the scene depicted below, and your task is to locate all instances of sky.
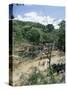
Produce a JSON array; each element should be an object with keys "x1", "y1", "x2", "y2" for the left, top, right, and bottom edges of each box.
[{"x1": 9, "y1": 4, "x2": 65, "y2": 29}]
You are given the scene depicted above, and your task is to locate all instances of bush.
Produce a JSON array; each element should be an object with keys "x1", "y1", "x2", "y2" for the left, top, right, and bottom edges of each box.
[
  {"x1": 26, "y1": 66, "x2": 65, "y2": 85},
  {"x1": 27, "y1": 67, "x2": 48, "y2": 85}
]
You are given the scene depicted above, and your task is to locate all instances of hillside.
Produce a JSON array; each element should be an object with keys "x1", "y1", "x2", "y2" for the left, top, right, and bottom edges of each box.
[
  {"x1": 9, "y1": 20, "x2": 65, "y2": 86},
  {"x1": 11, "y1": 20, "x2": 46, "y2": 45}
]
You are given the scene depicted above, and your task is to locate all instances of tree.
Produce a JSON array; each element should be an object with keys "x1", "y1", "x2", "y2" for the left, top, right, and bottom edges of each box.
[
  {"x1": 57, "y1": 20, "x2": 65, "y2": 52},
  {"x1": 26, "y1": 28, "x2": 40, "y2": 45},
  {"x1": 46, "y1": 24, "x2": 54, "y2": 32}
]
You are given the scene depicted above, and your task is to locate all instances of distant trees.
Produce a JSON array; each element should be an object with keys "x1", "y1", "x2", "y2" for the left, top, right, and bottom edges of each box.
[
  {"x1": 12, "y1": 20, "x2": 65, "y2": 52},
  {"x1": 46, "y1": 24, "x2": 54, "y2": 32}
]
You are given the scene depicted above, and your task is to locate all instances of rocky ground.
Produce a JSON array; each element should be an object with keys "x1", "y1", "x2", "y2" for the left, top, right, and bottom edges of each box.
[{"x1": 9, "y1": 50, "x2": 65, "y2": 86}]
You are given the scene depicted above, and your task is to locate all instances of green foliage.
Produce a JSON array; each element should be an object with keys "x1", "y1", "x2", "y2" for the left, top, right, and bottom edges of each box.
[
  {"x1": 28, "y1": 67, "x2": 48, "y2": 85},
  {"x1": 10, "y1": 20, "x2": 65, "y2": 52},
  {"x1": 57, "y1": 20, "x2": 65, "y2": 52},
  {"x1": 47, "y1": 66, "x2": 57, "y2": 83},
  {"x1": 26, "y1": 66, "x2": 64, "y2": 85},
  {"x1": 46, "y1": 24, "x2": 54, "y2": 32},
  {"x1": 25, "y1": 28, "x2": 40, "y2": 45}
]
